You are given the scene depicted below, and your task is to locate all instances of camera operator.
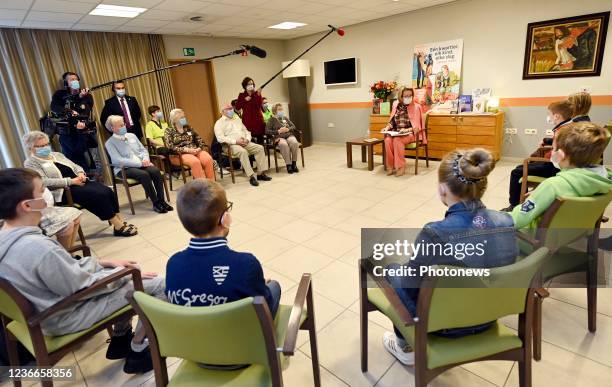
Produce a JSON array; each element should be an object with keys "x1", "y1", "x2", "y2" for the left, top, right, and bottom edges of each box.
[{"x1": 50, "y1": 72, "x2": 97, "y2": 172}]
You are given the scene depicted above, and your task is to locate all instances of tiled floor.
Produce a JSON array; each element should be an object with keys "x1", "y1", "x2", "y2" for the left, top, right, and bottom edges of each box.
[{"x1": 5, "y1": 144, "x2": 612, "y2": 386}]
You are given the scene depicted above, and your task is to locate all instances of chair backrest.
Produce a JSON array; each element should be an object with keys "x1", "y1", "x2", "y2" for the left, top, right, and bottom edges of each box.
[
  {"x1": 132, "y1": 292, "x2": 275, "y2": 366},
  {"x1": 0, "y1": 278, "x2": 34, "y2": 326},
  {"x1": 424, "y1": 247, "x2": 549, "y2": 332},
  {"x1": 536, "y1": 190, "x2": 612, "y2": 251}
]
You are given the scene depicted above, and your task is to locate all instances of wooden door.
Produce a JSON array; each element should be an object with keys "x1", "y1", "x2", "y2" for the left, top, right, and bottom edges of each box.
[{"x1": 169, "y1": 61, "x2": 219, "y2": 146}]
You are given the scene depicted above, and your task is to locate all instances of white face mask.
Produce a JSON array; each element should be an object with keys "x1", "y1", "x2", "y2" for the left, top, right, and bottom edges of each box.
[
  {"x1": 24, "y1": 197, "x2": 52, "y2": 216},
  {"x1": 42, "y1": 188, "x2": 55, "y2": 208},
  {"x1": 546, "y1": 115, "x2": 554, "y2": 125},
  {"x1": 403, "y1": 97, "x2": 413, "y2": 105},
  {"x1": 550, "y1": 150, "x2": 562, "y2": 169},
  {"x1": 246, "y1": 85, "x2": 254, "y2": 92}
]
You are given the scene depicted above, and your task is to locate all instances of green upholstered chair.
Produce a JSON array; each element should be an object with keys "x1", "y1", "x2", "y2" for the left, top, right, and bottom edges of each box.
[
  {"x1": 0, "y1": 247, "x2": 143, "y2": 387},
  {"x1": 359, "y1": 247, "x2": 550, "y2": 387},
  {"x1": 127, "y1": 273, "x2": 320, "y2": 387},
  {"x1": 517, "y1": 190, "x2": 612, "y2": 360}
]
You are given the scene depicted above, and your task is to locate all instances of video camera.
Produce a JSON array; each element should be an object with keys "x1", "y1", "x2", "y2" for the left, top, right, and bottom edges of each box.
[{"x1": 40, "y1": 93, "x2": 97, "y2": 137}]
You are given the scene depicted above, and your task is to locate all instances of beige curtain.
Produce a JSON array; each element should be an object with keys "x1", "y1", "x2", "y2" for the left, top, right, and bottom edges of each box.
[{"x1": 0, "y1": 29, "x2": 174, "y2": 171}]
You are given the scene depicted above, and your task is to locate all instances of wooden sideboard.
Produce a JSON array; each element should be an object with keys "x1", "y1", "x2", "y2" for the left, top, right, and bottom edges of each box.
[{"x1": 369, "y1": 112, "x2": 504, "y2": 160}]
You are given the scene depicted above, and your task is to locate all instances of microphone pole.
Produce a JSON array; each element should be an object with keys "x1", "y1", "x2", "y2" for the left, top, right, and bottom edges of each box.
[
  {"x1": 260, "y1": 25, "x2": 342, "y2": 89},
  {"x1": 88, "y1": 48, "x2": 249, "y2": 91}
]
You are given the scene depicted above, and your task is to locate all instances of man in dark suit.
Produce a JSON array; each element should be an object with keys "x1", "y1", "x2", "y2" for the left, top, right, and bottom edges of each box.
[{"x1": 100, "y1": 80, "x2": 143, "y2": 140}]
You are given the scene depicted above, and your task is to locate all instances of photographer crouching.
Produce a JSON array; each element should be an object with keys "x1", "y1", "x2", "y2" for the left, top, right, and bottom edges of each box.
[{"x1": 49, "y1": 72, "x2": 98, "y2": 172}]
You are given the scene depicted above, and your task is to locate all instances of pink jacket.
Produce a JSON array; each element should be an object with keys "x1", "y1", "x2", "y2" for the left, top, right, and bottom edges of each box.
[{"x1": 388, "y1": 100, "x2": 427, "y2": 143}]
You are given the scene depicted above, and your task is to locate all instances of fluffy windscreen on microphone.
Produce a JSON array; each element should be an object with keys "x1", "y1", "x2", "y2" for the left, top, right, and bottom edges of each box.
[{"x1": 242, "y1": 45, "x2": 267, "y2": 58}]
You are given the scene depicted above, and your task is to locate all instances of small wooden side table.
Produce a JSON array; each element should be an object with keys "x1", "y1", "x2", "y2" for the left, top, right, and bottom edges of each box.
[{"x1": 346, "y1": 137, "x2": 385, "y2": 171}]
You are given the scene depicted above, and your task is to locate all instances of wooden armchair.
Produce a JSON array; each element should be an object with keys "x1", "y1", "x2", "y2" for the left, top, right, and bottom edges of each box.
[
  {"x1": 0, "y1": 245, "x2": 143, "y2": 387},
  {"x1": 263, "y1": 129, "x2": 306, "y2": 173}
]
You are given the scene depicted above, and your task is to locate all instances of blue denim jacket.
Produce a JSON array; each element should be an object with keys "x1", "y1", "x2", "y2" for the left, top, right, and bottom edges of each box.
[{"x1": 388, "y1": 200, "x2": 518, "y2": 335}]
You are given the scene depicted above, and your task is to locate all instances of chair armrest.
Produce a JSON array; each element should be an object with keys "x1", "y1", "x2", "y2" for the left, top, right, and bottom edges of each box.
[
  {"x1": 27, "y1": 267, "x2": 143, "y2": 328},
  {"x1": 525, "y1": 157, "x2": 550, "y2": 164},
  {"x1": 517, "y1": 230, "x2": 540, "y2": 247},
  {"x1": 67, "y1": 244, "x2": 91, "y2": 257},
  {"x1": 281, "y1": 273, "x2": 311, "y2": 356},
  {"x1": 535, "y1": 287, "x2": 550, "y2": 299},
  {"x1": 360, "y1": 260, "x2": 416, "y2": 326},
  {"x1": 150, "y1": 154, "x2": 166, "y2": 161}
]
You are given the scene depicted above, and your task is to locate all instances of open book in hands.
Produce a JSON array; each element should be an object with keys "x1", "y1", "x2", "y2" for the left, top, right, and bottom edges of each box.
[{"x1": 381, "y1": 128, "x2": 413, "y2": 137}]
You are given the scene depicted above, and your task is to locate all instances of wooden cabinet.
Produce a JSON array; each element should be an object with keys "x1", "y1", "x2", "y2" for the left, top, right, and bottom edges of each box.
[{"x1": 369, "y1": 112, "x2": 504, "y2": 160}]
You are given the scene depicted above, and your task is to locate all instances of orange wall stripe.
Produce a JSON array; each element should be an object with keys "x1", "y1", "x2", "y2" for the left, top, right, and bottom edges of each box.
[{"x1": 308, "y1": 95, "x2": 612, "y2": 109}]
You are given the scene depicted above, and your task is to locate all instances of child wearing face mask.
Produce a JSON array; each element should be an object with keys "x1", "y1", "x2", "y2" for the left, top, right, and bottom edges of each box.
[
  {"x1": 382, "y1": 86, "x2": 425, "y2": 177},
  {"x1": 166, "y1": 179, "x2": 280, "y2": 315},
  {"x1": 381, "y1": 148, "x2": 518, "y2": 366},
  {"x1": 502, "y1": 100, "x2": 574, "y2": 212},
  {"x1": 511, "y1": 122, "x2": 611, "y2": 229}
]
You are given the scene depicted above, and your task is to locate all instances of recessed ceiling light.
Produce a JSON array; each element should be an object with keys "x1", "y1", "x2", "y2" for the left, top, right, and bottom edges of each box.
[
  {"x1": 268, "y1": 22, "x2": 307, "y2": 30},
  {"x1": 89, "y1": 4, "x2": 147, "y2": 18}
]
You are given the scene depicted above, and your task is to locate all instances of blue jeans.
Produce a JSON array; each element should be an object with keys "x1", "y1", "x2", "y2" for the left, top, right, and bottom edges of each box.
[{"x1": 267, "y1": 280, "x2": 281, "y2": 318}]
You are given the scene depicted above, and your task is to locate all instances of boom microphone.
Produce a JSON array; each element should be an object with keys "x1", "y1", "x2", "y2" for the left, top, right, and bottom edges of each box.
[
  {"x1": 241, "y1": 45, "x2": 267, "y2": 58},
  {"x1": 327, "y1": 24, "x2": 345, "y2": 36}
]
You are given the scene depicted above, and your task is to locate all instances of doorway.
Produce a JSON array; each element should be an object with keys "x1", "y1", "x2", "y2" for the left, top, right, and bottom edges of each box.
[{"x1": 169, "y1": 60, "x2": 219, "y2": 146}]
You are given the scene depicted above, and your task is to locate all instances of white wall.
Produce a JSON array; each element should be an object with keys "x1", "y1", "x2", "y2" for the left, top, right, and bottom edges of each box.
[
  {"x1": 163, "y1": 35, "x2": 289, "y2": 107},
  {"x1": 285, "y1": 0, "x2": 612, "y2": 103}
]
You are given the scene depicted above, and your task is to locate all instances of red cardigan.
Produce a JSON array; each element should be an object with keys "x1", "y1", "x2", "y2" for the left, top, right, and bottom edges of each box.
[{"x1": 236, "y1": 91, "x2": 265, "y2": 136}]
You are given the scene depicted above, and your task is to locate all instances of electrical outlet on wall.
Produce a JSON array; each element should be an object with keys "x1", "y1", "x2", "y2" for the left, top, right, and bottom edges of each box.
[
  {"x1": 524, "y1": 128, "x2": 538, "y2": 135},
  {"x1": 327, "y1": 122, "x2": 335, "y2": 128},
  {"x1": 545, "y1": 129, "x2": 554, "y2": 136},
  {"x1": 505, "y1": 127, "x2": 518, "y2": 135}
]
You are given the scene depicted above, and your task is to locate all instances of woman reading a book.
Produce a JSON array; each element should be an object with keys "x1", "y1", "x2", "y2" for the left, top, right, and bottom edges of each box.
[{"x1": 382, "y1": 87, "x2": 425, "y2": 176}]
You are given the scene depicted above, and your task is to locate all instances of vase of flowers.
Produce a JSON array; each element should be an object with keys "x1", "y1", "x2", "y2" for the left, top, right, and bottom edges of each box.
[{"x1": 370, "y1": 80, "x2": 397, "y2": 114}]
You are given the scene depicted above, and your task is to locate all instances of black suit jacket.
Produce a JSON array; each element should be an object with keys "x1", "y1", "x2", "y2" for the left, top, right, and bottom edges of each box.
[{"x1": 100, "y1": 95, "x2": 143, "y2": 139}]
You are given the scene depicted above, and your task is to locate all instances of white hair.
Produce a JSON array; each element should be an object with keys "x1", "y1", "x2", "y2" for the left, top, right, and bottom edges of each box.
[
  {"x1": 22, "y1": 131, "x2": 49, "y2": 150},
  {"x1": 105, "y1": 115, "x2": 124, "y2": 132},
  {"x1": 169, "y1": 108, "x2": 185, "y2": 127}
]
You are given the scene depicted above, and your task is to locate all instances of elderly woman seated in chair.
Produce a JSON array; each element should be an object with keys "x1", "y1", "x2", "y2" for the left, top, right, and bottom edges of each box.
[
  {"x1": 105, "y1": 115, "x2": 173, "y2": 214},
  {"x1": 265, "y1": 103, "x2": 301, "y2": 174},
  {"x1": 22, "y1": 131, "x2": 137, "y2": 237}
]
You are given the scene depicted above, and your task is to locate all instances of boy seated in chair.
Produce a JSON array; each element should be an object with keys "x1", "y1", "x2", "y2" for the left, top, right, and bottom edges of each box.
[
  {"x1": 511, "y1": 122, "x2": 612, "y2": 229},
  {"x1": 502, "y1": 100, "x2": 574, "y2": 211},
  {"x1": 0, "y1": 168, "x2": 165, "y2": 374},
  {"x1": 166, "y1": 179, "x2": 281, "y2": 315}
]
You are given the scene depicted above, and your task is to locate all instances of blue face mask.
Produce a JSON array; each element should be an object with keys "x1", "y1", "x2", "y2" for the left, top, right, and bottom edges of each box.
[
  {"x1": 69, "y1": 80, "x2": 80, "y2": 90},
  {"x1": 277, "y1": 111, "x2": 285, "y2": 117},
  {"x1": 35, "y1": 146, "x2": 52, "y2": 158},
  {"x1": 117, "y1": 126, "x2": 128, "y2": 136},
  {"x1": 116, "y1": 89, "x2": 126, "y2": 98},
  {"x1": 179, "y1": 117, "x2": 188, "y2": 126},
  {"x1": 226, "y1": 110, "x2": 235, "y2": 119},
  {"x1": 155, "y1": 111, "x2": 163, "y2": 119}
]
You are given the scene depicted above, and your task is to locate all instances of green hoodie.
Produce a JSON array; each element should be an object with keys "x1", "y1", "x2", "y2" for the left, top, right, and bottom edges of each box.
[{"x1": 511, "y1": 166, "x2": 612, "y2": 229}]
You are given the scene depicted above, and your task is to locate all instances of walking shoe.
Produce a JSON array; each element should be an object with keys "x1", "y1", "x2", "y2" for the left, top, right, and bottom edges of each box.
[
  {"x1": 123, "y1": 347, "x2": 153, "y2": 374},
  {"x1": 257, "y1": 173, "x2": 272, "y2": 181},
  {"x1": 382, "y1": 331, "x2": 414, "y2": 366},
  {"x1": 249, "y1": 175, "x2": 259, "y2": 186},
  {"x1": 286, "y1": 165, "x2": 294, "y2": 174},
  {"x1": 291, "y1": 162, "x2": 299, "y2": 173},
  {"x1": 106, "y1": 330, "x2": 133, "y2": 360},
  {"x1": 162, "y1": 201, "x2": 174, "y2": 211}
]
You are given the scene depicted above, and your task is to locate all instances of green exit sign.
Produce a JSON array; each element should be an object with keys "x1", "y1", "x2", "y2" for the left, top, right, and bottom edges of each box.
[{"x1": 183, "y1": 48, "x2": 195, "y2": 56}]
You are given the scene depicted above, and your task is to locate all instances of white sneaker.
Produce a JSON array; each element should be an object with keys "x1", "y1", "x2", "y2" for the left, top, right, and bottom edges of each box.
[{"x1": 382, "y1": 331, "x2": 414, "y2": 366}]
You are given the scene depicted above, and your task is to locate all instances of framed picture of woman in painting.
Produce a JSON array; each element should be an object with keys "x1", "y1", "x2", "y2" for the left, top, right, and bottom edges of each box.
[{"x1": 523, "y1": 12, "x2": 609, "y2": 79}]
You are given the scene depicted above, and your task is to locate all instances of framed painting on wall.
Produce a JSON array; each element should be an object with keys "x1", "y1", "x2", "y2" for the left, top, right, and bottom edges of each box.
[{"x1": 522, "y1": 12, "x2": 609, "y2": 79}]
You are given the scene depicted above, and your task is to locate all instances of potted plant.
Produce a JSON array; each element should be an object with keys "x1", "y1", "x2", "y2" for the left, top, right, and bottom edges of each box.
[{"x1": 370, "y1": 81, "x2": 397, "y2": 114}]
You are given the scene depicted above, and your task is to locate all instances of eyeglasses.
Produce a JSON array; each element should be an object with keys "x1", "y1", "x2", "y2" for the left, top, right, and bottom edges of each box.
[{"x1": 218, "y1": 201, "x2": 233, "y2": 225}]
